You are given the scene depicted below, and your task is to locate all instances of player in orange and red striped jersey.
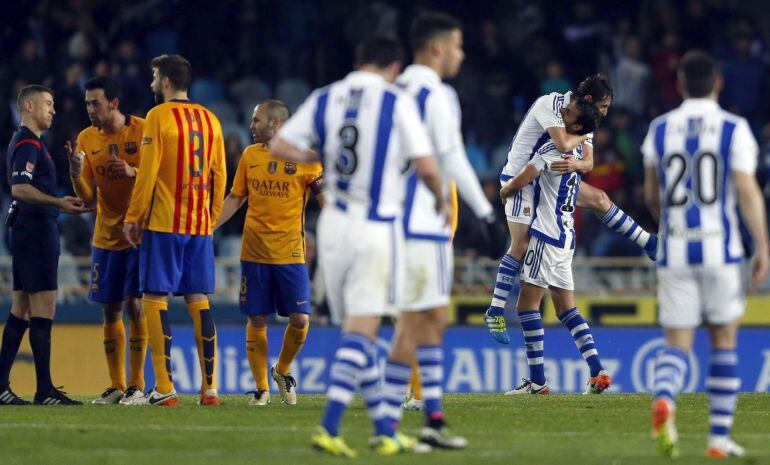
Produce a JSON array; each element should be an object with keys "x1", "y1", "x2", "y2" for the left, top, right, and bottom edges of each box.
[{"x1": 123, "y1": 55, "x2": 226, "y2": 406}]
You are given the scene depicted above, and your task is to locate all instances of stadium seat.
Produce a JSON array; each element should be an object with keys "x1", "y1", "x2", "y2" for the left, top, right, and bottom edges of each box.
[
  {"x1": 229, "y1": 77, "x2": 272, "y2": 103},
  {"x1": 206, "y1": 100, "x2": 238, "y2": 125},
  {"x1": 190, "y1": 78, "x2": 225, "y2": 105},
  {"x1": 275, "y1": 78, "x2": 311, "y2": 112}
]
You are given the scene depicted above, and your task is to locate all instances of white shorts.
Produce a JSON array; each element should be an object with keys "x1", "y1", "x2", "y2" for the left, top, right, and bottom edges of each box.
[
  {"x1": 657, "y1": 265, "x2": 746, "y2": 329},
  {"x1": 401, "y1": 239, "x2": 453, "y2": 312},
  {"x1": 502, "y1": 182, "x2": 534, "y2": 225},
  {"x1": 317, "y1": 207, "x2": 403, "y2": 324},
  {"x1": 520, "y1": 236, "x2": 574, "y2": 290}
]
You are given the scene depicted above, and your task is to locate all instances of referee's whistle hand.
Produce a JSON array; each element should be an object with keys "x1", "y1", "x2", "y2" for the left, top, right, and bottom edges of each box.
[
  {"x1": 58, "y1": 196, "x2": 92, "y2": 214},
  {"x1": 123, "y1": 222, "x2": 140, "y2": 248}
]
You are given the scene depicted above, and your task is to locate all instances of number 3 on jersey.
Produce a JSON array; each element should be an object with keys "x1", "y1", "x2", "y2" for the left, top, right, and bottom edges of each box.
[
  {"x1": 336, "y1": 124, "x2": 358, "y2": 177},
  {"x1": 190, "y1": 130, "x2": 204, "y2": 177}
]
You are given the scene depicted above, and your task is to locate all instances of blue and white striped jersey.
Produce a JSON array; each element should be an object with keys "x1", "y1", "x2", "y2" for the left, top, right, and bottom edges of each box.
[
  {"x1": 278, "y1": 71, "x2": 433, "y2": 221},
  {"x1": 528, "y1": 141, "x2": 583, "y2": 250},
  {"x1": 397, "y1": 64, "x2": 492, "y2": 240},
  {"x1": 642, "y1": 98, "x2": 759, "y2": 268},
  {"x1": 501, "y1": 92, "x2": 593, "y2": 182}
]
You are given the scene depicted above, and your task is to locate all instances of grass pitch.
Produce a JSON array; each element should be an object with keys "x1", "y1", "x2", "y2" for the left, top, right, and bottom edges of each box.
[{"x1": 0, "y1": 393, "x2": 768, "y2": 465}]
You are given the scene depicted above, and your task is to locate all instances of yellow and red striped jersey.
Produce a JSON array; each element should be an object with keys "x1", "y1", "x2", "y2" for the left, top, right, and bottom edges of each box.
[
  {"x1": 125, "y1": 100, "x2": 226, "y2": 235},
  {"x1": 72, "y1": 115, "x2": 145, "y2": 250},
  {"x1": 231, "y1": 144, "x2": 323, "y2": 264}
]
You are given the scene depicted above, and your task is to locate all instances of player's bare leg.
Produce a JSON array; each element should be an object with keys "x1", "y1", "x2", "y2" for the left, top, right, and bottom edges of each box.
[
  {"x1": 704, "y1": 321, "x2": 744, "y2": 457},
  {"x1": 506, "y1": 282, "x2": 550, "y2": 395},
  {"x1": 185, "y1": 293, "x2": 218, "y2": 405},
  {"x1": 484, "y1": 221, "x2": 530, "y2": 344},
  {"x1": 271, "y1": 312, "x2": 308, "y2": 405},
  {"x1": 93, "y1": 302, "x2": 126, "y2": 404},
  {"x1": 578, "y1": 183, "x2": 658, "y2": 260},
  {"x1": 246, "y1": 315, "x2": 271, "y2": 405},
  {"x1": 551, "y1": 286, "x2": 611, "y2": 394}
]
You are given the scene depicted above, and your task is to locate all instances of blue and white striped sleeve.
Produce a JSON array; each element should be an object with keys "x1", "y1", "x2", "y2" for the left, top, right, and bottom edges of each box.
[
  {"x1": 729, "y1": 118, "x2": 759, "y2": 174},
  {"x1": 277, "y1": 89, "x2": 322, "y2": 153}
]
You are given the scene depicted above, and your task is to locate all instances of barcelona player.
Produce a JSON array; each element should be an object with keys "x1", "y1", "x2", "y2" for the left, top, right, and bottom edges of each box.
[
  {"x1": 123, "y1": 55, "x2": 226, "y2": 406},
  {"x1": 68, "y1": 76, "x2": 148, "y2": 405},
  {"x1": 215, "y1": 100, "x2": 325, "y2": 406}
]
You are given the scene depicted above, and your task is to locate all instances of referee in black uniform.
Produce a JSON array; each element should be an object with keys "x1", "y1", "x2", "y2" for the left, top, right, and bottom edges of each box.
[{"x1": 0, "y1": 85, "x2": 90, "y2": 405}]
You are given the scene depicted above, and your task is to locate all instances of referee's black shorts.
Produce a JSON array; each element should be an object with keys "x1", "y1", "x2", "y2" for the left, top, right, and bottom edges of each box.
[{"x1": 10, "y1": 215, "x2": 60, "y2": 292}]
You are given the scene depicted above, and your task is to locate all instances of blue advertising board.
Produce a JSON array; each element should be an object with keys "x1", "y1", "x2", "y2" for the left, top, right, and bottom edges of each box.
[{"x1": 148, "y1": 327, "x2": 770, "y2": 394}]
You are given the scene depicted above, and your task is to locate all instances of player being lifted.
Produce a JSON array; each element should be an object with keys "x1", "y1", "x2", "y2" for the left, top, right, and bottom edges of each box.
[
  {"x1": 643, "y1": 51, "x2": 768, "y2": 458},
  {"x1": 484, "y1": 75, "x2": 659, "y2": 344},
  {"x1": 68, "y1": 76, "x2": 148, "y2": 405},
  {"x1": 123, "y1": 55, "x2": 226, "y2": 406},
  {"x1": 499, "y1": 101, "x2": 612, "y2": 395},
  {"x1": 272, "y1": 36, "x2": 446, "y2": 456},
  {"x1": 380, "y1": 11, "x2": 497, "y2": 449},
  {"x1": 215, "y1": 100, "x2": 325, "y2": 406}
]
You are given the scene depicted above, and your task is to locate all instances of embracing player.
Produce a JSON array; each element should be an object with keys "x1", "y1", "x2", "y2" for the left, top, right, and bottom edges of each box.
[
  {"x1": 69, "y1": 76, "x2": 148, "y2": 405},
  {"x1": 485, "y1": 75, "x2": 659, "y2": 344},
  {"x1": 499, "y1": 100, "x2": 612, "y2": 395},
  {"x1": 643, "y1": 50, "x2": 768, "y2": 458},
  {"x1": 215, "y1": 100, "x2": 325, "y2": 406}
]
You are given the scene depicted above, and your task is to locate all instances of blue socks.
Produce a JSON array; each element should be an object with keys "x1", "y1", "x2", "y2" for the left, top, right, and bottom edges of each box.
[
  {"x1": 488, "y1": 254, "x2": 521, "y2": 316},
  {"x1": 558, "y1": 308, "x2": 603, "y2": 377},
  {"x1": 518, "y1": 310, "x2": 545, "y2": 385}
]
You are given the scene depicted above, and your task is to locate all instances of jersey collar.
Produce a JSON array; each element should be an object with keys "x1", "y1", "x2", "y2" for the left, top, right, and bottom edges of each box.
[
  {"x1": 680, "y1": 98, "x2": 720, "y2": 111},
  {"x1": 345, "y1": 70, "x2": 387, "y2": 84},
  {"x1": 401, "y1": 64, "x2": 441, "y2": 85},
  {"x1": 18, "y1": 125, "x2": 40, "y2": 140}
]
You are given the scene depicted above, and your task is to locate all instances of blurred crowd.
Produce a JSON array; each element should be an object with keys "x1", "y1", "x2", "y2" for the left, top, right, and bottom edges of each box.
[{"x1": 3, "y1": 0, "x2": 770, "y2": 262}]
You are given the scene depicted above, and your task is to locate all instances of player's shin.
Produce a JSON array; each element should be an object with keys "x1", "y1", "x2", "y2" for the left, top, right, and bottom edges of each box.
[
  {"x1": 143, "y1": 297, "x2": 174, "y2": 394},
  {"x1": 321, "y1": 332, "x2": 370, "y2": 436},
  {"x1": 518, "y1": 310, "x2": 546, "y2": 386},
  {"x1": 187, "y1": 300, "x2": 217, "y2": 393},
  {"x1": 128, "y1": 314, "x2": 148, "y2": 390},
  {"x1": 707, "y1": 350, "x2": 740, "y2": 446},
  {"x1": 0, "y1": 314, "x2": 29, "y2": 389},
  {"x1": 246, "y1": 324, "x2": 269, "y2": 391},
  {"x1": 558, "y1": 307, "x2": 604, "y2": 377},
  {"x1": 103, "y1": 319, "x2": 126, "y2": 391},
  {"x1": 487, "y1": 254, "x2": 521, "y2": 316},
  {"x1": 598, "y1": 203, "x2": 658, "y2": 260},
  {"x1": 276, "y1": 321, "x2": 308, "y2": 375}
]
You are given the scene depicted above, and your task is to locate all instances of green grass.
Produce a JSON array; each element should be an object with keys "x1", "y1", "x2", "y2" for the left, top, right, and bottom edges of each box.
[{"x1": 0, "y1": 394, "x2": 768, "y2": 465}]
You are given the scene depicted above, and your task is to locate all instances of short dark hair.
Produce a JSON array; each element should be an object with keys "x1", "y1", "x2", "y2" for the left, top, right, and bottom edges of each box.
[
  {"x1": 355, "y1": 36, "x2": 404, "y2": 69},
  {"x1": 575, "y1": 74, "x2": 613, "y2": 103},
  {"x1": 574, "y1": 100, "x2": 601, "y2": 135},
  {"x1": 410, "y1": 11, "x2": 461, "y2": 52},
  {"x1": 679, "y1": 50, "x2": 717, "y2": 98},
  {"x1": 17, "y1": 84, "x2": 54, "y2": 111},
  {"x1": 84, "y1": 76, "x2": 122, "y2": 101},
  {"x1": 151, "y1": 54, "x2": 192, "y2": 91},
  {"x1": 260, "y1": 99, "x2": 290, "y2": 124}
]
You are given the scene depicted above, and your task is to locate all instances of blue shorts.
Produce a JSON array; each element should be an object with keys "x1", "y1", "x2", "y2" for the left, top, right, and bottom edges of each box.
[
  {"x1": 139, "y1": 230, "x2": 215, "y2": 295},
  {"x1": 89, "y1": 246, "x2": 141, "y2": 303},
  {"x1": 10, "y1": 215, "x2": 60, "y2": 293},
  {"x1": 239, "y1": 262, "x2": 311, "y2": 316}
]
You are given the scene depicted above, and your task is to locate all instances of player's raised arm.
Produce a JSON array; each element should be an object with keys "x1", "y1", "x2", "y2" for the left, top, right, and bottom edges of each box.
[
  {"x1": 68, "y1": 136, "x2": 95, "y2": 205},
  {"x1": 209, "y1": 125, "x2": 227, "y2": 228}
]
